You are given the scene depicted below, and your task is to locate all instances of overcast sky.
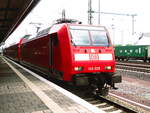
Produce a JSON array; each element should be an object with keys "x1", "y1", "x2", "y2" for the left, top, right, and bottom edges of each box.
[{"x1": 4, "y1": 0, "x2": 150, "y2": 47}]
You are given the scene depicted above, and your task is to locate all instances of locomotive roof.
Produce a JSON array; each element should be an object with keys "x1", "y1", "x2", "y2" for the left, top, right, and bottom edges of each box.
[
  {"x1": 36, "y1": 27, "x2": 51, "y2": 37},
  {"x1": 36, "y1": 24, "x2": 67, "y2": 37},
  {"x1": 36, "y1": 23, "x2": 107, "y2": 38}
]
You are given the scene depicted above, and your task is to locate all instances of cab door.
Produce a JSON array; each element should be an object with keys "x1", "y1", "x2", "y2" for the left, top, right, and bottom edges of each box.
[{"x1": 49, "y1": 33, "x2": 59, "y2": 72}]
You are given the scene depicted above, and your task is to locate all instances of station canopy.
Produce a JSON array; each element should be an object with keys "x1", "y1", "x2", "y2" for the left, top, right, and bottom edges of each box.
[{"x1": 0, "y1": 0, "x2": 40, "y2": 44}]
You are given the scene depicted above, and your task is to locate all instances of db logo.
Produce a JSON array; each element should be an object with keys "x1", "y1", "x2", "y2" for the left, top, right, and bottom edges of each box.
[{"x1": 89, "y1": 54, "x2": 99, "y2": 60}]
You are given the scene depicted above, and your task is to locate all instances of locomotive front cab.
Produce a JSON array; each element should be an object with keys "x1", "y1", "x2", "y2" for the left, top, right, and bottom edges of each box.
[
  {"x1": 68, "y1": 25, "x2": 121, "y2": 95},
  {"x1": 69, "y1": 25, "x2": 115, "y2": 71}
]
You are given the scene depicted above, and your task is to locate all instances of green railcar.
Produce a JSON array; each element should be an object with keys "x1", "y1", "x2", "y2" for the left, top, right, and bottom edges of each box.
[{"x1": 115, "y1": 45, "x2": 150, "y2": 62}]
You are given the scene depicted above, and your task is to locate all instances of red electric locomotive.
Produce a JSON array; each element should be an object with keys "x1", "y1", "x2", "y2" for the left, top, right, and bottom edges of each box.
[{"x1": 5, "y1": 19, "x2": 121, "y2": 95}]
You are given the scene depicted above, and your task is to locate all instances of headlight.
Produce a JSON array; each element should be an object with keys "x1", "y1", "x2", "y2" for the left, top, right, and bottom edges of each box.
[
  {"x1": 105, "y1": 66, "x2": 112, "y2": 70},
  {"x1": 74, "y1": 67, "x2": 83, "y2": 71}
]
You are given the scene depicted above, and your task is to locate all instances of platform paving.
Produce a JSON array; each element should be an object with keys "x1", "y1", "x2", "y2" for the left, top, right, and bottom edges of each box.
[
  {"x1": 0, "y1": 56, "x2": 105, "y2": 113},
  {"x1": 0, "y1": 57, "x2": 51, "y2": 113}
]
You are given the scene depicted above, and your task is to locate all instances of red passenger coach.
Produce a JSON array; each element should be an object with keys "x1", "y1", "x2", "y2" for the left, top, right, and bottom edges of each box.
[
  {"x1": 4, "y1": 35, "x2": 31, "y2": 62},
  {"x1": 5, "y1": 19, "x2": 121, "y2": 95},
  {"x1": 4, "y1": 43, "x2": 19, "y2": 61}
]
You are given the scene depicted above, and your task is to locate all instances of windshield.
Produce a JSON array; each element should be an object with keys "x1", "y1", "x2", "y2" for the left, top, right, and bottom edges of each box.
[
  {"x1": 70, "y1": 26, "x2": 109, "y2": 46},
  {"x1": 70, "y1": 30, "x2": 90, "y2": 46},
  {"x1": 90, "y1": 30, "x2": 109, "y2": 46}
]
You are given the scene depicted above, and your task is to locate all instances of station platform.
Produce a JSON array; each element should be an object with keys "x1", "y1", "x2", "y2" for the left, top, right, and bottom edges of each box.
[{"x1": 0, "y1": 56, "x2": 105, "y2": 113}]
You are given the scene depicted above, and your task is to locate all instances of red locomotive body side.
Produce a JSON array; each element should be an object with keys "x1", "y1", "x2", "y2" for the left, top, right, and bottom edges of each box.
[
  {"x1": 56, "y1": 24, "x2": 74, "y2": 81},
  {"x1": 20, "y1": 24, "x2": 71, "y2": 79},
  {"x1": 20, "y1": 34, "x2": 50, "y2": 73}
]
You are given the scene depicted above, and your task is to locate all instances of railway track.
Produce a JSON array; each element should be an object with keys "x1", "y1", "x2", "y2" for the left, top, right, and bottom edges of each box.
[
  {"x1": 83, "y1": 95, "x2": 133, "y2": 113},
  {"x1": 116, "y1": 62, "x2": 150, "y2": 73},
  {"x1": 65, "y1": 86, "x2": 148, "y2": 113}
]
